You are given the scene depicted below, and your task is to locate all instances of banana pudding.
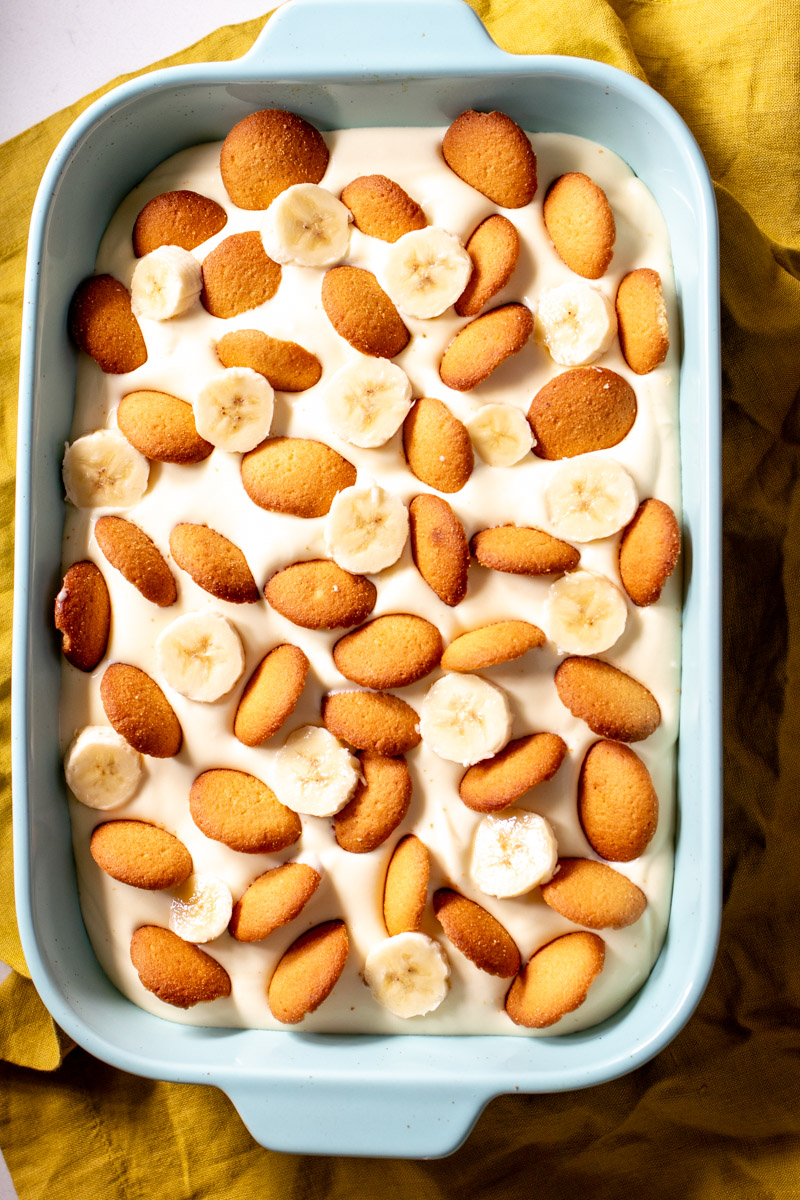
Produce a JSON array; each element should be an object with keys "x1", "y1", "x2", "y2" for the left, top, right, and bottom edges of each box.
[{"x1": 57, "y1": 111, "x2": 681, "y2": 1034}]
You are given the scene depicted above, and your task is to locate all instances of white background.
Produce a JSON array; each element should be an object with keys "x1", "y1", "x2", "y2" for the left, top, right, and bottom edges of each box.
[
  {"x1": 1, "y1": 0, "x2": 274, "y2": 142},
  {"x1": 1, "y1": 4, "x2": 278, "y2": 1194}
]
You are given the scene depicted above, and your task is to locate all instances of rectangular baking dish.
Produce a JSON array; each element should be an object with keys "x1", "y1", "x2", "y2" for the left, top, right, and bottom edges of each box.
[{"x1": 13, "y1": 0, "x2": 721, "y2": 1159}]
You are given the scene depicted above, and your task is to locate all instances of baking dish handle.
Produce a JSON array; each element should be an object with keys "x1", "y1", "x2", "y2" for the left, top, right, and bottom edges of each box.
[
  {"x1": 224, "y1": 1077, "x2": 489, "y2": 1158},
  {"x1": 245, "y1": 0, "x2": 510, "y2": 73}
]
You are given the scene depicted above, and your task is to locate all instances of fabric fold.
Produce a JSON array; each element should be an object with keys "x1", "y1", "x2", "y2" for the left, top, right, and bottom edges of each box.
[{"x1": 0, "y1": 973, "x2": 66, "y2": 1071}]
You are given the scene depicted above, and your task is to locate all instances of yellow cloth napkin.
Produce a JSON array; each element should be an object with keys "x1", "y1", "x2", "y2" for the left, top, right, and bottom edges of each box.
[{"x1": 2, "y1": 1, "x2": 799, "y2": 1194}]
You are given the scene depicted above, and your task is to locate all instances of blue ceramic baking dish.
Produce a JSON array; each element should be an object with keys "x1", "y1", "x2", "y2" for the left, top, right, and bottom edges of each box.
[{"x1": 13, "y1": 0, "x2": 721, "y2": 1159}]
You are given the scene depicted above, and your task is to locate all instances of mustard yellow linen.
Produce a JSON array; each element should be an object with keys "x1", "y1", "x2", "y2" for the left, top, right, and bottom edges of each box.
[{"x1": 2, "y1": 1, "x2": 799, "y2": 1194}]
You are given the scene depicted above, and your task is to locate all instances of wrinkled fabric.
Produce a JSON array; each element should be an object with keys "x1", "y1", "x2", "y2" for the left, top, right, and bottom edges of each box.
[{"x1": 1, "y1": 1, "x2": 799, "y2": 1195}]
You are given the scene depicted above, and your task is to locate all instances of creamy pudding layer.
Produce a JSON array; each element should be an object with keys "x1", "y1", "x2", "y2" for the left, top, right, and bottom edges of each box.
[{"x1": 61, "y1": 126, "x2": 681, "y2": 1034}]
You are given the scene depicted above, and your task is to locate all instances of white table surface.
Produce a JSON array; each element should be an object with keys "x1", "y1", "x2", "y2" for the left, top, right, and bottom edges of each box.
[{"x1": 2, "y1": 5, "x2": 279, "y2": 1194}]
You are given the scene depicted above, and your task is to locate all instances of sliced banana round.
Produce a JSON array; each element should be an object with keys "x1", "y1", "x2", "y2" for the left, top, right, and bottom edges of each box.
[
  {"x1": 169, "y1": 873, "x2": 233, "y2": 943},
  {"x1": 470, "y1": 808, "x2": 559, "y2": 898},
  {"x1": 545, "y1": 569, "x2": 628, "y2": 655},
  {"x1": 325, "y1": 357, "x2": 413, "y2": 448},
  {"x1": 325, "y1": 483, "x2": 409, "y2": 575},
  {"x1": 261, "y1": 183, "x2": 352, "y2": 267},
  {"x1": 130, "y1": 244, "x2": 203, "y2": 320},
  {"x1": 156, "y1": 611, "x2": 245, "y2": 702},
  {"x1": 63, "y1": 726, "x2": 143, "y2": 810},
  {"x1": 380, "y1": 227, "x2": 472, "y2": 319},
  {"x1": 62, "y1": 429, "x2": 149, "y2": 508},
  {"x1": 194, "y1": 366, "x2": 274, "y2": 453},
  {"x1": 271, "y1": 724, "x2": 361, "y2": 817},
  {"x1": 466, "y1": 403, "x2": 534, "y2": 467},
  {"x1": 364, "y1": 932, "x2": 450, "y2": 1018},
  {"x1": 545, "y1": 457, "x2": 638, "y2": 542},
  {"x1": 420, "y1": 674, "x2": 512, "y2": 767},
  {"x1": 535, "y1": 282, "x2": 617, "y2": 367}
]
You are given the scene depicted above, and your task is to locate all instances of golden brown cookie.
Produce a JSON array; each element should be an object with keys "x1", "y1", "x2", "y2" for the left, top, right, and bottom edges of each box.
[
  {"x1": 615, "y1": 268, "x2": 669, "y2": 375},
  {"x1": 130, "y1": 926, "x2": 231, "y2": 1008},
  {"x1": 383, "y1": 834, "x2": 429, "y2": 935},
  {"x1": 169, "y1": 523, "x2": 259, "y2": 604},
  {"x1": 100, "y1": 663, "x2": 182, "y2": 758},
  {"x1": 555, "y1": 657, "x2": 661, "y2": 743},
  {"x1": 409, "y1": 494, "x2": 469, "y2": 606},
  {"x1": 321, "y1": 266, "x2": 409, "y2": 358},
  {"x1": 333, "y1": 614, "x2": 443, "y2": 689},
  {"x1": 265, "y1": 560, "x2": 377, "y2": 630},
  {"x1": 433, "y1": 888, "x2": 520, "y2": 977},
  {"x1": 541, "y1": 858, "x2": 647, "y2": 929},
  {"x1": 117, "y1": 390, "x2": 213, "y2": 464},
  {"x1": 528, "y1": 367, "x2": 637, "y2": 459},
  {"x1": 229, "y1": 862, "x2": 321, "y2": 942},
  {"x1": 578, "y1": 739, "x2": 658, "y2": 861},
  {"x1": 618, "y1": 498, "x2": 681, "y2": 607},
  {"x1": 505, "y1": 931, "x2": 605, "y2": 1028},
  {"x1": 241, "y1": 436, "x2": 357, "y2": 519},
  {"x1": 132, "y1": 190, "x2": 228, "y2": 256},
  {"x1": 268, "y1": 920, "x2": 349, "y2": 1024},
  {"x1": 442, "y1": 111, "x2": 537, "y2": 208},
  {"x1": 94, "y1": 516, "x2": 177, "y2": 607},
  {"x1": 90, "y1": 820, "x2": 192, "y2": 890},
  {"x1": 322, "y1": 691, "x2": 421, "y2": 756},
  {"x1": 543, "y1": 173, "x2": 615, "y2": 279},
  {"x1": 220, "y1": 109, "x2": 329, "y2": 210},
  {"x1": 455, "y1": 214, "x2": 520, "y2": 317},
  {"x1": 200, "y1": 231, "x2": 281, "y2": 319},
  {"x1": 68, "y1": 275, "x2": 147, "y2": 374},
  {"x1": 471, "y1": 525, "x2": 580, "y2": 575},
  {"x1": 459, "y1": 733, "x2": 568, "y2": 813},
  {"x1": 439, "y1": 304, "x2": 533, "y2": 392},
  {"x1": 234, "y1": 644, "x2": 310, "y2": 747},
  {"x1": 189, "y1": 767, "x2": 301, "y2": 854},
  {"x1": 440, "y1": 620, "x2": 545, "y2": 672},
  {"x1": 333, "y1": 752, "x2": 412, "y2": 854},
  {"x1": 54, "y1": 561, "x2": 110, "y2": 671},
  {"x1": 402, "y1": 397, "x2": 473, "y2": 494},
  {"x1": 216, "y1": 328, "x2": 321, "y2": 392},
  {"x1": 340, "y1": 175, "x2": 426, "y2": 242}
]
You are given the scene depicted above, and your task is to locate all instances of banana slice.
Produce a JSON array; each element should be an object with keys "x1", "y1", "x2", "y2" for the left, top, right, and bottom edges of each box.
[
  {"x1": 545, "y1": 457, "x2": 638, "y2": 542},
  {"x1": 194, "y1": 367, "x2": 274, "y2": 453},
  {"x1": 364, "y1": 932, "x2": 450, "y2": 1018},
  {"x1": 535, "y1": 282, "x2": 617, "y2": 367},
  {"x1": 420, "y1": 674, "x2": 512, "y2": 766},
  {"x1": 466, "y1": 403, "x2": 534, "y2": 467},
  {"x1": 64, "y1": 726, "x2": 143, "y2": 810},
  {"x1": 261, "y1": 183, "x2": 352, "y2": 267},
  {"x1": 325, "y1": 483, "x2": 409, "y2": 574},
  {"x1": 130, "y1": 244, "x2": 203, "y2": 320},
  {"x1": 62, "y1": 429, "x2": 149, "y2": 508},
  {"x1": 380, "y1": 227, "x2": 472, "y2": 319},
  {"x1": 169, "y1": 873, "x2": 233, "y2": 943},
  {"x1": 470, "y1": 808, "x2": 559, "y2": 898},
  {"x1": 271, "y1": 724, "x2": 361, "y2": 817},
  {"x1": 325, "y1": 358, "x2": 413, "y2": 448},
  {"x1": 156, "y1": 611, "x2": 245, "y2": 702},
  {"x1": 545, "y1": 569, "x2": 628, "y2": 655}
]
